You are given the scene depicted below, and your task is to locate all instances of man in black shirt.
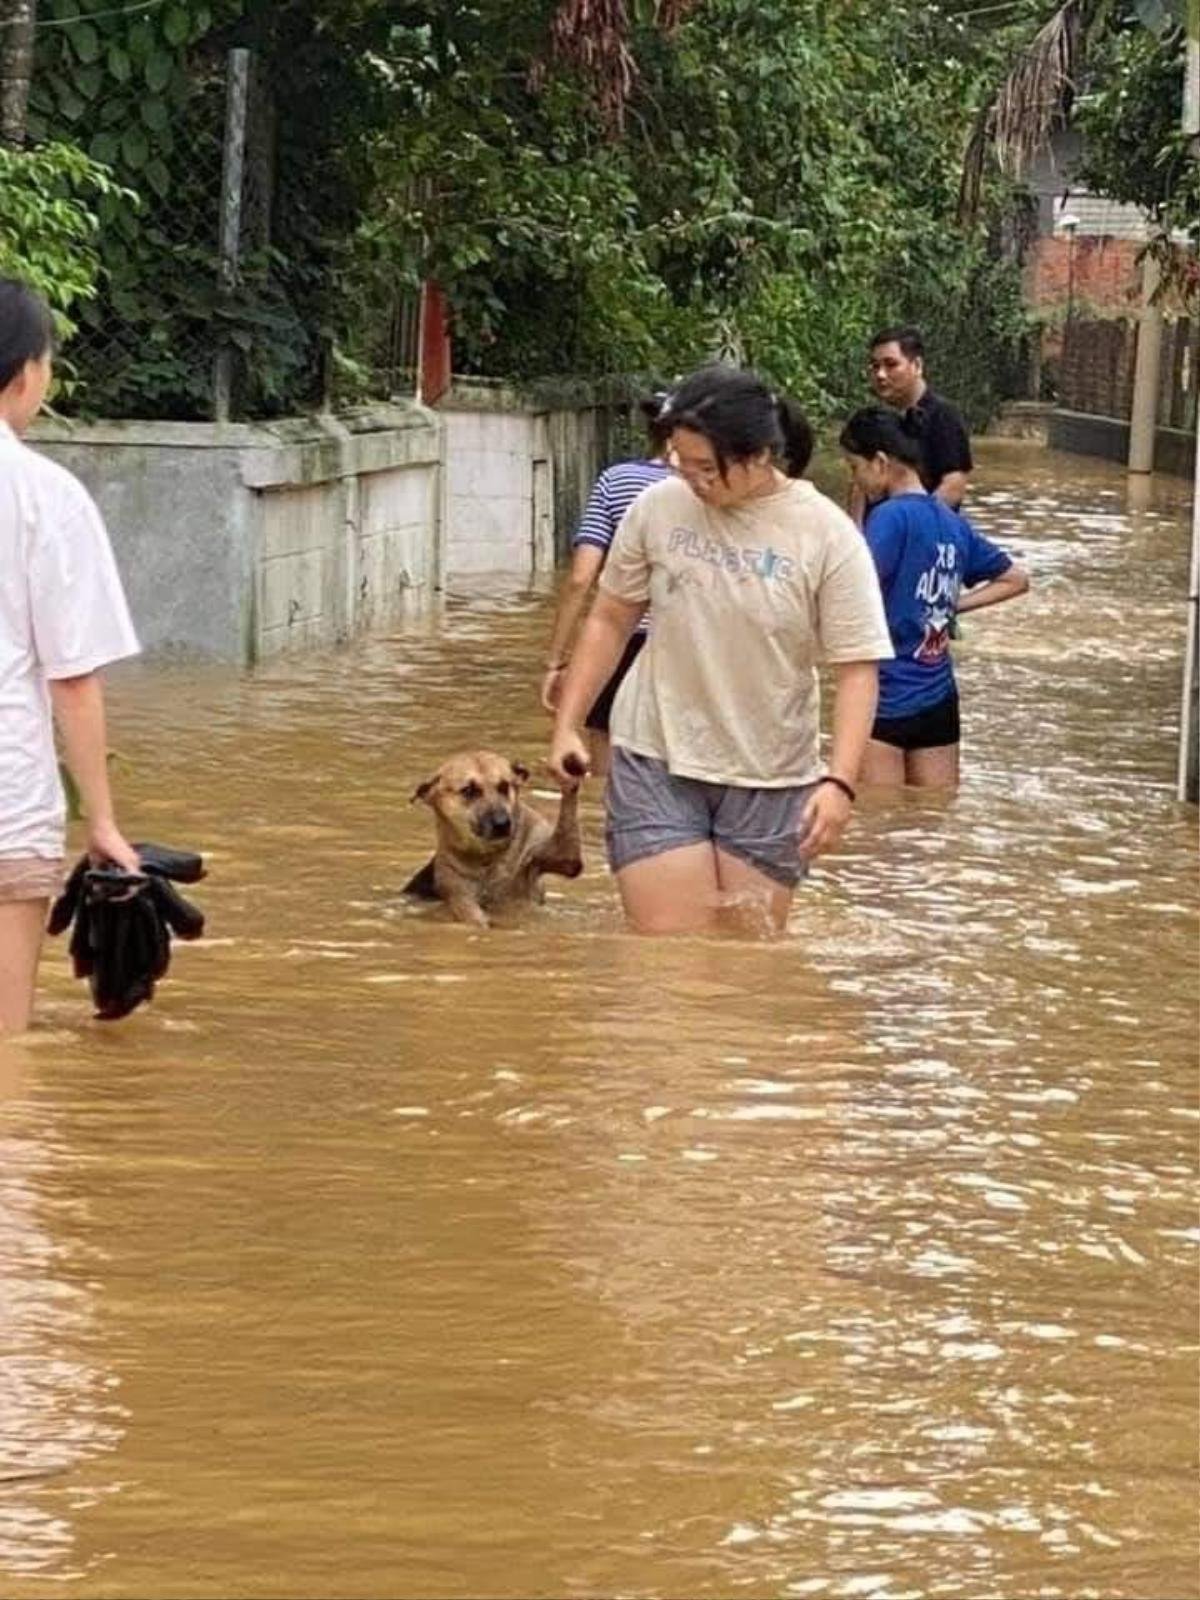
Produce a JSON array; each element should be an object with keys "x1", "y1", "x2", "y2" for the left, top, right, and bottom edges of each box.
[{"x1": 867, "y1": 324, "x2": 973, "y2": 506}]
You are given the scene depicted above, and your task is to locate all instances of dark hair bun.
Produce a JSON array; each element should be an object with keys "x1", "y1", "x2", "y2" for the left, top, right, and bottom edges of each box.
[{"x1": 659, "y1": 365, "x2": 813, "y2": 479}]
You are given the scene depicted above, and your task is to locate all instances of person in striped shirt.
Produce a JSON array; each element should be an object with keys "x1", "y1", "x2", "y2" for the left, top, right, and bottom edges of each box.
[{"x1": 540, "y1": 396, "x2": 672, "y2": 777}]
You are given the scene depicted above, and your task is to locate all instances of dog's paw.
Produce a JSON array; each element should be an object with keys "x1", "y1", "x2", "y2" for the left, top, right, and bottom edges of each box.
[{"x1": 449, "y1": 904, "x2": 490, "y2": 930}]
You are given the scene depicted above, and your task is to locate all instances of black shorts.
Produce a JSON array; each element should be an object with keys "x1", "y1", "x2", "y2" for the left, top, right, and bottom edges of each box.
[
  {"x1": 872, "y1": 689, "x2": 960, "y2": 751},
  {"x1": 586, "y1": 632, "x2": 647, "y2": 732}
]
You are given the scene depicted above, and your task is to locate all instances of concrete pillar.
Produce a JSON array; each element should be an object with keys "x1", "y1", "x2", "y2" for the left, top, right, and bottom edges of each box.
[
  {"x1": 1179, "y1": 416, "x2": 1199, "y2": 803},
  {"x1": 1175, "y1": 0, "x2": 1198, "y2": 799},
  {"x1": 1128, "y1": 252, "x2": 1163, "y2": 475}
]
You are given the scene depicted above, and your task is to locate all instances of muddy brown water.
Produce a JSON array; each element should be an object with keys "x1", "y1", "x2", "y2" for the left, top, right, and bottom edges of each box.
[{"x1": 1, "y1": 444, "x2": 1196, "y2": 1600}]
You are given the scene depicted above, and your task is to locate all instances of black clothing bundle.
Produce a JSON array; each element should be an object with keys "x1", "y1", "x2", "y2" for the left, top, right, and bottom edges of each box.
[{"x1": 48, "y1": 843, "x2": 206, "y2": 1020}]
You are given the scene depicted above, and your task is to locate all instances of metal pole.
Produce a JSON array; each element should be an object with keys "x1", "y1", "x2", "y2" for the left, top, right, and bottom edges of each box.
[
  {"x1": 1065, "y1": 226, "x2": 1076, "y2": 327},
  {"x1": 213, "y1": 48, "x2": 250, "y2": 424}
]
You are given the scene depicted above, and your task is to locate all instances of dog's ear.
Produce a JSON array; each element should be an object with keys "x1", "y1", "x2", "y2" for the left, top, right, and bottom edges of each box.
[
  {"x1": 412, "y1": 775, "x2": 439, "y2": 804},
  {"x1": 511, "y1": 761, "x2": 531, "y2": 786}
]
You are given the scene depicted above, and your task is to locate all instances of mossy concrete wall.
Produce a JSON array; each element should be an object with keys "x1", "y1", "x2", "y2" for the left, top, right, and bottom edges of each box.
[{"x1": 30, "y1": 388, "x2": 616, "y2": 664}]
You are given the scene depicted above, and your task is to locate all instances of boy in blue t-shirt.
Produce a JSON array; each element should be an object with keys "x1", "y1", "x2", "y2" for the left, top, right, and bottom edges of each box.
[{"x1": 841, "y1": 406, "x2": 1029, "y2": 789}]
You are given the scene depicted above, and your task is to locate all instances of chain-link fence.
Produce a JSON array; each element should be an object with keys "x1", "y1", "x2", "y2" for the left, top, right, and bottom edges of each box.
[
  {"x1": 65, "y1": 46, "x2": 228, "y2": 420},
  {"x1": 65, "y1": 48, "x2": 339, "y2": 424}
]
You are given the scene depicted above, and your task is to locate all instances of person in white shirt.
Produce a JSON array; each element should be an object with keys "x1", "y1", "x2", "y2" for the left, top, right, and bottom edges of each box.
[{"x1": 0, "y1": 279, "x2": 140, "y2": 1034}]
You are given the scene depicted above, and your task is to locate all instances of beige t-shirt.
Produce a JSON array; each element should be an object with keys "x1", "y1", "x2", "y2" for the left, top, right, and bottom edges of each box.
[{"x1": 598, "y1": 474, "x2": 892, "y2": 787}]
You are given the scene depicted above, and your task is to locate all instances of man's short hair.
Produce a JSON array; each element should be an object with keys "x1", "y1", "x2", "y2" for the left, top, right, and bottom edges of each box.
[{"x1": 869, "y1": 324, "x2": 925, "y2": 361}]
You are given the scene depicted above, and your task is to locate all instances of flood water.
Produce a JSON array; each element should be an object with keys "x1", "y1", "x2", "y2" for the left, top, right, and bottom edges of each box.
[{"x1": 2, "y1": 444, "x2": 1197, "y2": 1600}]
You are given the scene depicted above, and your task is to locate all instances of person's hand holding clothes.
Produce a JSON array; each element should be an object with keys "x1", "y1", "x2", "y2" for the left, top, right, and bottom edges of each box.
[{"x1": 86, "y1": 816, "x2": 141, "y2": 874}]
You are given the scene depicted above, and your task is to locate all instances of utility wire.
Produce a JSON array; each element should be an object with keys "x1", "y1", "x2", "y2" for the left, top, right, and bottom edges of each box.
[
  {"x1": 0, "y1": 0, "x2": 167, "y2": 28},
  {"x1": 949, "y1": 1, "x2": 1028, "y2": 17}
]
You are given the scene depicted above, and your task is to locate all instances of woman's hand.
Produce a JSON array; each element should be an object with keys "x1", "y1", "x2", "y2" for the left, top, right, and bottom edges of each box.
[
  {"x1": 540, "y1": 664, "x2": 566, "y2": 714},
  {"x1": 86, "y1": 817, "x2": 141, "y2": 874},
  {"x1": 797, "y1": 781, "x2": 853, "y2": 862},
  {"x1": 548, "y1": 730, "x2": 590, "y2": 790}
]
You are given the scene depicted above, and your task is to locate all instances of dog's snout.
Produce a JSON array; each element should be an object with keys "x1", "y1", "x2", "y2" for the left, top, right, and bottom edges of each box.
[{"x1": 476, "y1": 805, "x2": 512, "y2": 841}]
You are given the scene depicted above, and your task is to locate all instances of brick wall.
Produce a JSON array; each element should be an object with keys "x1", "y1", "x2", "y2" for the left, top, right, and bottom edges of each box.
[{"x1": 1025, "y1": 236, "x2": 1144, "y2": 319}]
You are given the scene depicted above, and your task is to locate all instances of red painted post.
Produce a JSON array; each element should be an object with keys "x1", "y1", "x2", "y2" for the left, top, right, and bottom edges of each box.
[{"x1": 418, "y1": 281, "x2": 451, "y2": 408}]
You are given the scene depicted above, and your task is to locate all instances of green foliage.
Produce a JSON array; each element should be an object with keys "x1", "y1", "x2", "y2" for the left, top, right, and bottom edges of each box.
[
  {"x1": 347, "y1": 0, "x2": 1027, "y2": 423},
  {"x1": 1075, "y1": 12, "x2": 1200, "y2": 248},
  {"x1": 959, "y1": 0, "x2": 1198, "y2": 277},
  {"x1": 28, "y1": 0, "x2": 323, "y2": 417},
  {"x1": 0, "y1": 141, "x2": 129, "y2": 336},
  {"x1": 28, "y1": 0, "x2": 230, "y2": 414},
  {"x1": 24, "y1": 0, "x2": 1032, "y2": 423}
]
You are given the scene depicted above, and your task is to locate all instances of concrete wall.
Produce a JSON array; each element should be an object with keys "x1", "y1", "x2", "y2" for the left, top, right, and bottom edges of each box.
[
  {"x1": 439, "y1": 381, "x2": 609, "y2": 576},
  {"x1": 1047, "y1": 409, "x2": 1196, "y2": 479},
  {"x1": 32, "y1": 406, "x2": 443, "y2": 663},
  {"x1": 30, "y1": 420, "x2": 257, "y2": 661},
  {"x1": 241, "y1": 412, "x2": 443, "y2": 657},
  {"x1": 29, "y1": 387, "x2": 616, "y2": 664},
  {"x1": 441, "y1": 404, "x2": 542, "y2": 575}
]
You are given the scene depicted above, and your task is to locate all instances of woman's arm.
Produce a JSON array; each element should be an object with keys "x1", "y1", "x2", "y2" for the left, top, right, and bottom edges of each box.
[
  {"x1": 540, "y1": 544, "x2": 606, "y2": 711},
  {"x1": 957, "y1": 562, "x2": 1030, "y2": 615},
  {"x1": 548, "y1": 591, "x2": 643, "y2": 781},
  {"x1": 798, "y1": 660, "x2": 878, "y2": 861},
  {"x1": 49, "y1": 673, "x2": 140, "y2": 871}
]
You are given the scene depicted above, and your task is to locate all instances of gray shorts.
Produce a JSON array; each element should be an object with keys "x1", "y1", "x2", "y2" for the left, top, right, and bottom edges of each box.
[{"x1": 605, "y1": 747, "x2": 814, "y2": 887}]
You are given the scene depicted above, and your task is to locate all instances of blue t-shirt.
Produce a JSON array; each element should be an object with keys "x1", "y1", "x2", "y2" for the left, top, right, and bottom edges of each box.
[{"x1": 863, "y1": 491, "x2": 1011, "y2": 720}]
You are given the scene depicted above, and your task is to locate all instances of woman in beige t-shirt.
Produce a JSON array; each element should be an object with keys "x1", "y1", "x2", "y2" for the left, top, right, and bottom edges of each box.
[{"x1": 549, "y1": 365, "x2": 892, "y2": 936}]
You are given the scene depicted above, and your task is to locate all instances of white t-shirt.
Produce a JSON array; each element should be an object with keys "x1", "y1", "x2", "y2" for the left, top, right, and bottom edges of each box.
[
  {"x1": 599, "y1": 474, "x2": 893, "y2": 787},
  {"x1": 0, "y1": 420, "x2": 139, "y2": 860}
]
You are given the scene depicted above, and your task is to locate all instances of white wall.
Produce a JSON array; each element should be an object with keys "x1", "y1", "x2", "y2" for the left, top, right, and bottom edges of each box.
[
  {"x1": 31, "y1": 390, "x2": 611, "y2": 663},
  {"x1": 256, "y1": 462, "x2": 441, "y2": 657},
  {"x1": 441, "y1": 408, "x2": 544, "y2": 575}
]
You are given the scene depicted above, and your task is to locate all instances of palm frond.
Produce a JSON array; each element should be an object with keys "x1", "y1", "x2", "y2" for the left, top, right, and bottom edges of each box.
[
  {"x1": 536, "y1": 0, "x2": 699, "y2": 133},
  {"x1": 959, "y1": 0, "x2": 1088, "y2": 222}
]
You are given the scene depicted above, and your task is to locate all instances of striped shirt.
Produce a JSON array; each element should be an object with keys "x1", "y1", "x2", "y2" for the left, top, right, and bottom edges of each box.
[
  {"x1": 575, "y1": 460, "x2": 670, "y2": 637},
  {"x1": 573, "y1": 459, "x2": 672, "y2": 554}
]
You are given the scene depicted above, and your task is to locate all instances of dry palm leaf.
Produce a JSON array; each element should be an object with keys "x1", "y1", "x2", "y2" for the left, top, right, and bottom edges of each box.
[
  {"x1": 959, "y1": 0, "x2": 1090, "y2": 222},
  {"x1": 538, "y1": 0, "x2": 698, "y2": 132}
]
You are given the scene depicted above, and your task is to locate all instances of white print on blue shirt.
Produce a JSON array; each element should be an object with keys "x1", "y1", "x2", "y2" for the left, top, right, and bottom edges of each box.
[
  {"x1": 667, "y1": 525, "x2": 795, "y2": 582},
  {"x1": 913, "y1": 543, "x2": 962, "y2": 662}
]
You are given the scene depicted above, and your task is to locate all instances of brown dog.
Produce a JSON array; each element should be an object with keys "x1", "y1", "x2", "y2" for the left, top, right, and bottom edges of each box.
[{"x1": 404, "y1": 751, "x2": 583, "y2": 927}]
